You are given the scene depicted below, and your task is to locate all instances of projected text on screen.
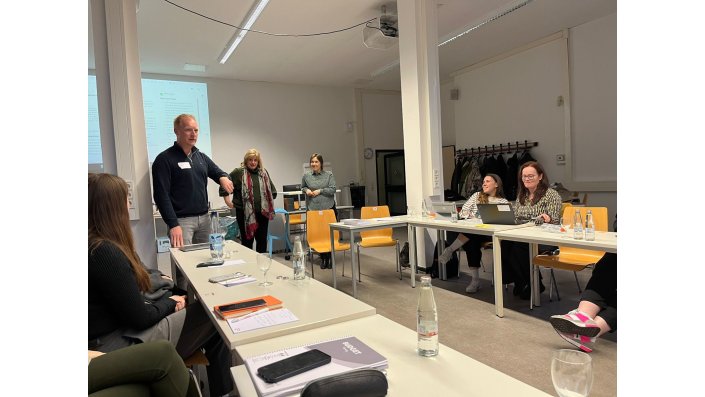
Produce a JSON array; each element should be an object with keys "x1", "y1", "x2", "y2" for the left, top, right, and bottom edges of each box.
[{"x1": 88, "y1": 77, "x2": 212, "y2": 168}]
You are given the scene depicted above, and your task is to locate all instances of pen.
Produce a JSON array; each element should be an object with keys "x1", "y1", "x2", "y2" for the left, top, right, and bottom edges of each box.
[{"x1": 231, "y1": 308, "x2": 269, "y2": 322}]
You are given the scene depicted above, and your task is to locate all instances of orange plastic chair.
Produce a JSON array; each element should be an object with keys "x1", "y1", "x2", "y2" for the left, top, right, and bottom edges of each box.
[
  {"x1": 533, "y1": 206, "x2": 608, "y2": 305},
  {"x1": 346, "y1": 205, "x2": 401, "y2": 281},
  {"x1": 289, "y1": 201, "x2": 307, "y2": 239},
  {"x1": 306, "y1": 209, "x2": 350, "y2": 272}
]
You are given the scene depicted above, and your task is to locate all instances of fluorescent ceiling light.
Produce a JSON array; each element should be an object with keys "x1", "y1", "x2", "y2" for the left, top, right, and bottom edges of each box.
[
  {"x1": 183, "y1": 63, "x2": 207, "y2": 72},
  {"x1": 369, "y1": 0, "x2": 533, "y2": 79},
  {"x1": 218, "y1": 0, "x2": 270, "y2": 64}
]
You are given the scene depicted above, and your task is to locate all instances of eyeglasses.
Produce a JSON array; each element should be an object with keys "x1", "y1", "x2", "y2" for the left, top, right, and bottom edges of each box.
[{"x1": 522, "y1": 174, "x2": 538, "y2": 180}]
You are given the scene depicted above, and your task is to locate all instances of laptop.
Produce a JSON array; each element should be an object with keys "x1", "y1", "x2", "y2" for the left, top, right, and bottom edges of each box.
[
  {"x1": 476, "y1": 203, "x2": 520, "y2": 225},
  {"x1": 432, "y1": 201, "x2": 458, "y2": 215},
  {"x1": 427, "y1": 195, "x2": 457, "y2": 215}
]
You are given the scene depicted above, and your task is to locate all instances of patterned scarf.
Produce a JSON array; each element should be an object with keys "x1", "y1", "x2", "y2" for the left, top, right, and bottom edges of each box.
[{"x1": 241, "y1": 167, "x2": 275, "y2": 240}]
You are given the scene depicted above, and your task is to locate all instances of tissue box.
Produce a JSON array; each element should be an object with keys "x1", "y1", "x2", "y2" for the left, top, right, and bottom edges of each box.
[{"x1": 157, "y1": 237, "x2": 171, "y2": 253}]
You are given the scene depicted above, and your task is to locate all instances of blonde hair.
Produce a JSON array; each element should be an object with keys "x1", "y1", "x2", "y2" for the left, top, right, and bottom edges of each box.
[
  {"x1": 242, "y1": 148, "x2": 263, "y2": 169},
  {"x1": 173, "y1": 114, "x2": 195, "y2": 131}
]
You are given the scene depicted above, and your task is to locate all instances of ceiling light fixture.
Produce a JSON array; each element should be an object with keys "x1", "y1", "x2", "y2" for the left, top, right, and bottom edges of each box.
[
  {"x1": 218, "y1": 0, "x2": 270, "y2": 64},
  {"x1": 438, "y1": 0, "x2": 533, "y2": 47},
  {"x1": 368, "y1": 0, "x2": 533, "y2": 79}
]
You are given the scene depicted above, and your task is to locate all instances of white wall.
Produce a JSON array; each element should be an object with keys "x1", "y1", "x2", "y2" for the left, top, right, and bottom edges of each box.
[
  {"x1": 359, "y1": 90, "x2": 405, "y2": 206},
  {"x1": 440, "y1": 81, "x2": 456, "y2": 147},
  {"x1": 141, "y1": 73, "x2": 357, "y2": 250},
  {"x1": 204, "y1": 78, "x2": 356, "y2": 208},
  {"x1": 569, "y1": 13, "x2": 617, "y2": 183},
  {"x1": 441, "y1": 14, "x2": 617, "y2": 225}
]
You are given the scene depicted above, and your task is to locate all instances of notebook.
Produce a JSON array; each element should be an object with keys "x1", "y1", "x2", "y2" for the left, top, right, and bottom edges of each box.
[
  {"x1": 476, "y1": 203, "x2": 520, "y2": 225},
  {"x1": 244, "y1": 336, "x2": 388, "y2": 397}
]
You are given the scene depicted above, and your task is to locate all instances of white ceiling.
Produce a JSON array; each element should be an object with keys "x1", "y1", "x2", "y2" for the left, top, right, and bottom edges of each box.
[{"x1": 88, "y1": 0, "x2": 616, "y2": 90}]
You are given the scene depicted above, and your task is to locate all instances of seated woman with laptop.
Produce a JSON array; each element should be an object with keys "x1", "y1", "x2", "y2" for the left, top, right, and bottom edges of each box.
[
  {"x1": 502, "y1": 161, "x2": 562, "y2": 300},
  {"x1": 438, "y1": 173, "x2": 508, "y2": 293}
]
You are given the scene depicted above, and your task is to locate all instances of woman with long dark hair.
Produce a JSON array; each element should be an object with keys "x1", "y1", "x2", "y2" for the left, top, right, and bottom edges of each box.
[
  {"x1": 439, "y1": 173, "x2": 508, "y2": 293},
  {"x1": 88, "y1": 173, "x2": 233, "y2": 396}
]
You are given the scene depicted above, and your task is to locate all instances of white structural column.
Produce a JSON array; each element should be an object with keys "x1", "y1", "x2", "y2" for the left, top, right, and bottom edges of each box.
[
  {"x1": 90, "y1": 0, "x2": 157, "y2": 268},
  {"x1": 398, "y1": 0, "x2": 444, "y2": 268}
]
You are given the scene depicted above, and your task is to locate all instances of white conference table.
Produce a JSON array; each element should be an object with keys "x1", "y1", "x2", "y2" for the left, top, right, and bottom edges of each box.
[
  {"x1": 405, "y1": 217, "x2": 534, "y2": 279},
  {"x1": 493, "y1": 227, "x2": 618, "y2": 316},
  {"x1": 328, "y1": 216, "x2": 411, "y2": 298},
  {"x1": 231, "y1": 314, "x2": 551, "y2": 397},
  {"x1": 406, "y1": 216, "x2": 537, "y2": 319},
  {"x1": 170, "y1": 240, "x2": 376, "y2": 350}
]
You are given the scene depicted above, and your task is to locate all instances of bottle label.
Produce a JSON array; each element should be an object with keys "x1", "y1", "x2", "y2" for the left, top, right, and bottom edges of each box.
[
  {"x1": 292, "y1": 254, "x2": 306, "y2": 280},
  {"x1": 209, "y1": 233, "x2": 223, "y2": 258},
  {"x1": 418, "y1": 319, "x2": 438, "y2": 337}
]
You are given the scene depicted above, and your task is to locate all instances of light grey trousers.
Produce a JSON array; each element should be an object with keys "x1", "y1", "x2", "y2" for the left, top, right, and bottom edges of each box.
[{"x1": 178, "y1": 213, "x2": 211, "y2": 245}]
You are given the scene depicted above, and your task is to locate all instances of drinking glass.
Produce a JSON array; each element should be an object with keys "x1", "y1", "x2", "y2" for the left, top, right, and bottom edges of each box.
[
  {"x1": 561, "y1": 213, "x2": 573, "y2": 234},
  {"x1": 551, "y1": 349, "x2": 593, "y2": 397},
  {"x1": 219, "y1": 216, "x2": 237, "y2": 258},
  {"x1": 257, "y1": 254, "x2": 273, "y2": 286}
]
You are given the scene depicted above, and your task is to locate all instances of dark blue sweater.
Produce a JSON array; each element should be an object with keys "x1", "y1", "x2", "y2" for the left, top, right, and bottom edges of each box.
[{"x1": 151, "y1": 142, "x2": 227, "y2": 229}]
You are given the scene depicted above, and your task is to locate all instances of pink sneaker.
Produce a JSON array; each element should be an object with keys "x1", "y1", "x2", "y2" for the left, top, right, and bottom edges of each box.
[
  {"x1": 550, "y1": 310, "x2": 600, "y2": 353},
  {"x1": 550, "y1": 310, "x2": 600, "y2": 337},
  {"x1": 555, "y1": 331, "x2": 596, "y2": 353}
]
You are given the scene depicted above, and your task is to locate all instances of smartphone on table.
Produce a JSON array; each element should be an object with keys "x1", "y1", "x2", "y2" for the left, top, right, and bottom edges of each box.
[{"x1": 257, "y1": 349, "x2": 332, "y2": 383}]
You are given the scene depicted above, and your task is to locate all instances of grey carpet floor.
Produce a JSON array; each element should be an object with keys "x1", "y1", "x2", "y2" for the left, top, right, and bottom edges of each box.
[{"x1": 271, "y1": 229, "x2": 617, "y2": 396}]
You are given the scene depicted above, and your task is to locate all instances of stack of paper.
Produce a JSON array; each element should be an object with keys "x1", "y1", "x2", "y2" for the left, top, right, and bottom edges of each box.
[{"x1": 244, "y1": 336, "x2": 388, "y2": 397}]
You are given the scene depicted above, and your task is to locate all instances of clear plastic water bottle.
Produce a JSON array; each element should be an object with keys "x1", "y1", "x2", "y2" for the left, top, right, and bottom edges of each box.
[
  {"x1": 573, "y1": 209, "x2": 584, "y2": 240},
  {"x1": 584, "y1": 210, "x2": 595, "y2": 241},
  {"x1": 292, "y1": 236, "x2": 306, "y2": 280},
  {"x1": 417, "y1": 275, "x2": 439, "y2": 356},
  {"x1": 209, "y1": 211, "x2": 224, "y2": 260}
]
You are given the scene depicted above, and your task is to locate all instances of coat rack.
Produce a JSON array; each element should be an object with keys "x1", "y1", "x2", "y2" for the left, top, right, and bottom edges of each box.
[{"x1": 455, "y1": 140, "x2": 538, "y2": 157}]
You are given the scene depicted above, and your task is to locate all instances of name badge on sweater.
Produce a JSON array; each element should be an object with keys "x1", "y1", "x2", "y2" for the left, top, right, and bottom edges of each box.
[{"x1": 178, "y1": 162, "x2": 191, "y2": 169}]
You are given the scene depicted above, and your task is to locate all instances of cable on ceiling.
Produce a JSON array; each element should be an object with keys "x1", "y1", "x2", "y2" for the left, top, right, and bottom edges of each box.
[{"x1": 162, "y1": 0, "x2": 377, "y2": 37}]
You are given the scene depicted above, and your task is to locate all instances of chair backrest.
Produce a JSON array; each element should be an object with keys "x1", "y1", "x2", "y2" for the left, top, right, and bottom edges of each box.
[
  {"x1": 360, "y1": 206, "x2": 392, "y2": 239},
  {"x1": 290, "y1": 200, "x2": 304, "y2": 223},
  {"x1": 563, "y1": 206, "x2": 608, "y2": 232},
  {"x1": 561, "y1": 202, "x2": 572, "y2": 217},
  {"x1": 559, "y1": 206, "x2": 608, "y2": 257},
  {"x1": 306, "y1": 209, "x2": 339, "y2": 248}
]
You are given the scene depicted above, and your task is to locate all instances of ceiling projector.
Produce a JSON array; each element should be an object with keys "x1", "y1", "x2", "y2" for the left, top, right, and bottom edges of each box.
[{"x1": 363, "y1": 12, "x2": 398, "y2": 50}]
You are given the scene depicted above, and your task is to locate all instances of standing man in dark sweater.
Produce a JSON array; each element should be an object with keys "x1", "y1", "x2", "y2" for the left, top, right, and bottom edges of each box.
[{"x1": 152, "y1": 114, "x2": 234, "y2": 247}]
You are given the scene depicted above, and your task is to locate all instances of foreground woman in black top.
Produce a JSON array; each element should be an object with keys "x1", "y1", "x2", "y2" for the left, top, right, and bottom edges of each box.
[{"x1": 88, "y1": 173, "x2": 233, "y2": 396}]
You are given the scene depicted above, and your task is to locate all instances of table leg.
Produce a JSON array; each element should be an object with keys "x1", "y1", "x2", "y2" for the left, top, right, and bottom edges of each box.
[
  {"x1": 492, "y1": 235, "x2": 504, "y2": 318},
  {"x1": 408, "y1": 224, "x2": 417, "y2": 288},
  {"x1": 285, "y1": 214, "x2": 292, "y2": 254},
  {"x1": 530, "y1": 243, "x2": 541, "y2": 308},
  {"x1": 438, "y1": 230, "x2": 446, "y2": 280},
  {"x1": 330, "y1": 229, "x2": 337, "y2": 289},
  {"x1": 350, "y1": 229, "x2": 357, "y2": 298}
]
